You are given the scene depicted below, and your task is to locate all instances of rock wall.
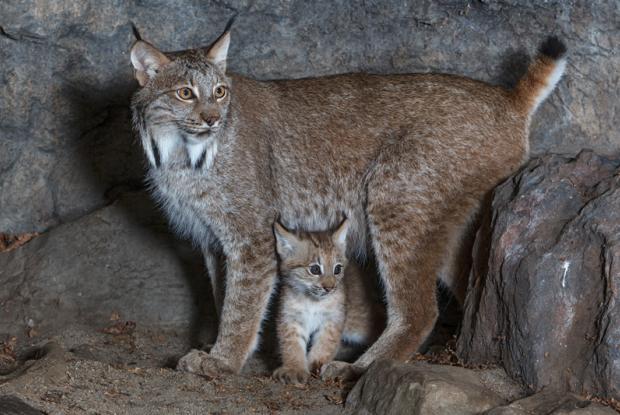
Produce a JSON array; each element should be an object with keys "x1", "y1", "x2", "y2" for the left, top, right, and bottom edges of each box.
[{"x1": 1, "y1": 0, "x2": 618, "y2": 233}]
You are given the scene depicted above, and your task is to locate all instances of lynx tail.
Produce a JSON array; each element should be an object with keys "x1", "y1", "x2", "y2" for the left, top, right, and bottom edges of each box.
[{"x1": 512, "y1": 36, "x2": 567, "y2": 116}]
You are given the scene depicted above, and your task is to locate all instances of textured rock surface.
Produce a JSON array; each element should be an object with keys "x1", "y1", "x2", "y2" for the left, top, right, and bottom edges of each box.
[
  {"x1": 0, "y1": 192, "x2": 214, "y2": 340},
  {"x1": 345, "y1": 360, "x2": 525, "y2": 414},
  {"x1": 0, "y1": 396, "x2": 44, "y2": 415},
  {"x1": 487, "y1": 390, "x2": 618, "y2": 415},
  {"x1": 1, "y1": 0, "x2": 618, "y2": 232},
  {"x1": 457, "y1": 151, "x2": 620, "y2": 400}
]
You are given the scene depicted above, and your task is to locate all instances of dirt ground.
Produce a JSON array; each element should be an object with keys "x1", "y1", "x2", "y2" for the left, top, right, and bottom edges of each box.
[
  {"x1": 0, "y1": 323, "x2": 352, "y2": 415},
  {"x1": 0, "y1": 279, "x2": 466, "y2": 415},
  {"x1": 0, "y1": 231, "x2": 463, "y2": 414}
]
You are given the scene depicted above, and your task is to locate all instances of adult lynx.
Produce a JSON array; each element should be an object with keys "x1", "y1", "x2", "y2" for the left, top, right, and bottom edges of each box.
[{"x1": 130, "y1": 28, "x2": 566, "y2": 379}]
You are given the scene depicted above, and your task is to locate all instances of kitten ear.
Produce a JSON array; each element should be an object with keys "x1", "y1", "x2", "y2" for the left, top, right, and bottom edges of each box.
[
  {"x1": 130, "y1": 40, "x2": 171, "y2": 86},
  {"x1": 274, "y1": 221, "x2": 300, "y2": 257},
  {"x1": 332, "y1": 218, "x2": 350, "y2": 250},
  {"x1": 206, "y1": 31, "x2": 230, "y2": 73}
]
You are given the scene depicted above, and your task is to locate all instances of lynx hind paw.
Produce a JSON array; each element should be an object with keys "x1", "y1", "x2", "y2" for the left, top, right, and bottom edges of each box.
[
  {"x1": 320, "y1": 361, "x2": 364, "y2": 382},
  {"x1": 272, "y1": 366, "x2": 310, "y2": 385},
  {"x1": 176, "y1": 349, "x2": 233, "y2": 378}
]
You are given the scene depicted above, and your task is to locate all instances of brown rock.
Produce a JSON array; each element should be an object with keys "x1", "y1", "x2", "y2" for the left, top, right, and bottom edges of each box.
[
  {"x1": 458, "y1": 151, "x2": 620, "y2": 400},
  {"x1": 345, "y1": 360, "x2": 524, "y2": 415}
]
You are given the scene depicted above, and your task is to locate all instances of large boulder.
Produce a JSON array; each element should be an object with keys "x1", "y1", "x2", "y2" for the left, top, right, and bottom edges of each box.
[
  {"x1": 0, "y1": 192, "x2": 214, "y2": 341},
  {"x1": 345, "y1": 359, "x2": 524, "y2": 415},
  {"x1": 1, "y1": 1, "x2": 618, "y2": 232},
  {"x1": 345, "y1": 360, "x2": 616, "y2": 415},
  {"x1": 457, "y1": 151, "x2": 620, "y2": 400}
]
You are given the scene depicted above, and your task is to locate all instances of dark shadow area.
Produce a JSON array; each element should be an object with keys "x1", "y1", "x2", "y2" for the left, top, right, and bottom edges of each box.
[
  {"x1": 62, "y1": 74, "x2": 217, "y2": 362},
  {"x1": 171, "y1": 241, "x2": 218, "y2": 349},
  {"x1": 254, "y1": 282, "x2": 284, "y2": 371},
  {"x1": 419, "y1": 283, "x2": 463, "y2": 355},
  {"x1": 494, "y1": 48, "x2": 531, "y2": 89},
  {"x1": 60, "y1": 80, "x2": 145, "y2": 204},
  {"x1": 0, "y1": 395, "x2": 43, "y2": 415},
  {"x1": 456, "y1": 190, "x2": 497, "y2": 360}
]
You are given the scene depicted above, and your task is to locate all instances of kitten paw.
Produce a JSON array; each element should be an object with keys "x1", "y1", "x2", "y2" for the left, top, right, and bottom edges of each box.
[
  {"x1": 320, "y1": 361, "x2": 364, "y2": 382},
  {"x1": 176, "y1": 349, "x2": 233, "y2": 378},
  {"x1": 309, "y1": 359, "x2": 329, "y2": 375},
  {"x1": 272, "y1": 366, "x2": 310, "y2": 385}
]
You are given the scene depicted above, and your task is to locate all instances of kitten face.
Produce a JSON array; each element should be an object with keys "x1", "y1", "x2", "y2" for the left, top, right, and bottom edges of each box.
[{"x1": 274, "y1": 220, "x2": 349, "y2": 300}]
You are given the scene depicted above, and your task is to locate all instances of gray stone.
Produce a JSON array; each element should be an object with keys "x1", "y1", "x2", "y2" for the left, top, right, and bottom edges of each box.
[
  {"x1": 486, "y1": 390, "x2": 618, "y2": 415},
  {"x1": 1, "y1": 1, "x2": 618, "y2": 232},
  {"x1": 1, "y1": 343, "x2": 69, "y2": 389},
  {"x1": 0, "y1": 192, "x2": 215, "y2": 340},
  {"x1": 457, "y1": 151, "x2": 620, "y2": 400},
  {"x1": 0, "y1": 396, "x2": 44, "y2": 415},
  {"x1": 345, "y1": 359, "x2": 524, "y2": 415}
]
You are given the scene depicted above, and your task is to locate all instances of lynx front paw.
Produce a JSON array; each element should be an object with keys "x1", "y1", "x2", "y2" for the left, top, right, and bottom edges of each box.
[
  {"x1": 272, "y1": 366, "x2": 310, "y2": 385},
  {"x1": 320, "y1": 361, "x2": 364, "y2": 382},
  {"x1": 176, "y1": 349, "x2": 233, "y2": 378}
]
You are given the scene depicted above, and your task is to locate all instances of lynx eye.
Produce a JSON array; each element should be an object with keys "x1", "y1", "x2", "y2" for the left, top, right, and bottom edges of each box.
[
  {"x1": 214, "y1": 85, "x2": 227, "y2": 99},
  {"x1": 334, "y1": 264, "x2": 343, "y2": 275},
  {"x1": 176, "y1": 87, "x2": 195, "y2": 101},
  {"x1": 309, "y1": 264, "x2": 322, "y2": 276}
]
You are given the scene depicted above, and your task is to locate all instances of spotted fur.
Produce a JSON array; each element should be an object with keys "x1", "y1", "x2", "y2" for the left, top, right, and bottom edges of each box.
[
  {"x1": 272, "y1": 220, "x2": 384, "y2": 384},
  {"x1": 130, "y1": 32, "x2": 566, "y2": 377}
]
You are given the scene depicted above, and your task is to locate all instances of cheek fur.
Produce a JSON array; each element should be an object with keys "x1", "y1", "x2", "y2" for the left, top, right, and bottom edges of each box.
[{"x1": 287, "y1": 269, "x2": 318, "y2": 292}]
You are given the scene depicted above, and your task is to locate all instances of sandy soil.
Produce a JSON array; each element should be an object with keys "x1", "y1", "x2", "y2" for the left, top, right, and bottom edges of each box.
[
  {"x1": 0, "y1": 324, "x2": 350, "y2": 415},
  {"x1": 0, "y1": 278, "x2": 461, "y2": 414}
]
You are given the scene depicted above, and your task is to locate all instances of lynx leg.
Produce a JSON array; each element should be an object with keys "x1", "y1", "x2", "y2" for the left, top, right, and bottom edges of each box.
[
  {"x1": 203, "y1": 247, "x2": 224, "y2": 318},
  {"x1": 273, "y1": 321, "x2": 311, "y2": 385},
  {"x1": 340, "y1": 149, "x2": 469, "y2": 377},
  {"x1": 341, "y1": 302, "x2": 385, "y2": 347},
  {"x1": 357, "y1": 217, "x2": 443, "y2": 366},
  {"x1": 323, "y1": 204, "x2": 450, "y2": 380},
  {"x1": 178, "y1": 236, "x2": 277, "y2": 376},
  {"x1": 307, "y1": 320, "x2": 344, "y2": 374},
  {"x1": 437, "y1": 209, "x2": 479, "y2": 307},
  {"x1": 341, "y1": 263, "x2": 386, "y2": 346}
]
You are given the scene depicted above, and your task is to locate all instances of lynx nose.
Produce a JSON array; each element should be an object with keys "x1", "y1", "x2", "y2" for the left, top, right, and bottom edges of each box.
[
  {"x1": 322, "y1": 277, "x2": 337, "y2": 292},
  {"x1": 201, "y1": 112, "x2": 220, "y2": 127}
]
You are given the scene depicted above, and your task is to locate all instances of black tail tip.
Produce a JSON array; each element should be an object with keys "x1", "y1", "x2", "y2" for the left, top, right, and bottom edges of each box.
[{"x1": 539, "y1": 36, "x2": 566, "y2": 60}]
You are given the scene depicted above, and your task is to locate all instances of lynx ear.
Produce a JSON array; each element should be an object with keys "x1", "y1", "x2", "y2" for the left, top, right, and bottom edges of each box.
[
  {"x1": 332, "y1": 218, "x2": 350, "y2": 250},
  {"x1": 130, "y1": 40, "x2": 170, "y2": 86},
  {"x1": 206, "y1": 31, "x2": 230, "y2": 73},
  {"x1": 274, "y1": 221, "x2": 300, "y2": 257}
]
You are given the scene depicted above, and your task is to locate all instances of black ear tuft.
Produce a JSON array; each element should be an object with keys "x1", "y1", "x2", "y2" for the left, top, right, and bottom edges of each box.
[
  {"x1": 130, "y1": 22, "x2": 142, "y2": 41},
  {"x1": 223, "y1": 14, "x2": 238, "y2": 33},
  {"x1": 539, "y1": 36, "x2": 567, "y2": 60}
]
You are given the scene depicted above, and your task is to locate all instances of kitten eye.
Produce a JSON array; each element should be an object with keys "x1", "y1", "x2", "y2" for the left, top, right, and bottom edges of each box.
[
  {"x1": 214, "y1": 85, "x2": 227, "y2": 99},
  {"x1": 309, "y1": 264, "x2": 322, "y2": 276},
  {"x1": 176, "y1": 87, "x2": 195, "y2": 101},
  {"x1": 334, "y1": 264, "x2": 343, "y2": 275}
]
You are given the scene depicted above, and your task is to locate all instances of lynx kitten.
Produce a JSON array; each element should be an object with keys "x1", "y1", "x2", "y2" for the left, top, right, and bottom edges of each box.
[{"x1": 272, "y1": 220, "x2": 384, "y2": 384}]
